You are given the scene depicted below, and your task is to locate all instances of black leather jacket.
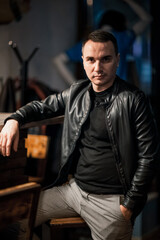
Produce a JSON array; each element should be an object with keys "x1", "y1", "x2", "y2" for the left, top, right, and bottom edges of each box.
[{"x1": 8, "y1": 76, "x2": 160, "y2": 217}]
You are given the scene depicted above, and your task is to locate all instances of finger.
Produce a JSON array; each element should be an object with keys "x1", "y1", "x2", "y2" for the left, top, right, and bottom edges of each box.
[
  {"x1": 13, "y1": 132, "x2": 19, "y2": 153},
  {"x1": 1, "y1": 134, "x2": 7, "y2": 156},
  {"x1": 6, "y1": 137, "x2": 12, "y2": 156},
  {"x1": 0, "y1": 132, "x2": 2, "y2": 145},
  {"x1": 0, "y1": 133, "x2": 2, "y2": 154}
]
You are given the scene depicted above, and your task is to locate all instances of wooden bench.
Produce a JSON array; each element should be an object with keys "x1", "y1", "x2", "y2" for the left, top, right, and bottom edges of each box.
[{"x1": 0, "y1": 114, "x2": 90, "y2": 240}]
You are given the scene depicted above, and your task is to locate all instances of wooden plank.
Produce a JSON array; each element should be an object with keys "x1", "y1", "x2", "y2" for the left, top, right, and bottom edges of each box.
[
  {"x1": 0, "y1": 182, "x2": 40, "y2": 199},
  {"x1": 50, "y1": 217, "x2": 87, "y2": 228}
]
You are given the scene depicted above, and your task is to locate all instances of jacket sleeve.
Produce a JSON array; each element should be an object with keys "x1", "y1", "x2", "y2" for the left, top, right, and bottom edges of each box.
[
  {"x1": 4, "y1": 89, "x2": 70, "y2": 126},
  {"x1": 123, "y1": 92, "x2": 160, "y2": 214}
]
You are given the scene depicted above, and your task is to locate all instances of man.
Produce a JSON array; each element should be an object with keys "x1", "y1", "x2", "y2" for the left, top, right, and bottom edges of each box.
[{"x1": 0, "y1": 30, "x2": 159, "y2": 240}]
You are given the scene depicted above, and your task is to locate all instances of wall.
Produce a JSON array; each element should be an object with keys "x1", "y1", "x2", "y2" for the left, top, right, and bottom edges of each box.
[{"x1": 0, "y1": 0, "x2": 78, "y2": 92}]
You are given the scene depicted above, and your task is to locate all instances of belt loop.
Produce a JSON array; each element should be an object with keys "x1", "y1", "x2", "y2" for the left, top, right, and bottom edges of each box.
[
  {"x1": 86, "y1": 193, "x2": 90, "y2": 200},
  {"x1": 81, "y1": 190, "x2": 90, "y2": 200}
]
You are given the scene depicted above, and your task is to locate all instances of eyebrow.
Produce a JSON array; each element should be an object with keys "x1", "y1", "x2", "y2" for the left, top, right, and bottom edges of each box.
[
  {"x1": 85, "y1": 56, "x2": 94, "y2": 59},
  {"x1": 85, "y1": 55, "x2": 112, "y2": 60}
]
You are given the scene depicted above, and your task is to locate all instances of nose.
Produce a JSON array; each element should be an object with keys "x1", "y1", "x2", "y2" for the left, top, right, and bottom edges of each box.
[{"x1": 94, "y1": 61, "x2": 102, "y2": 72}]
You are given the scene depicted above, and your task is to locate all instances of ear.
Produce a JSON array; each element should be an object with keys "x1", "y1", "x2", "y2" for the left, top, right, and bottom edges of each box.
[
  {"x1": 81, "y1": 55, "x2": 84, "y2": 67},
  {"x1": 117, "y1": 53, "x2": 120, "y2": 67}
]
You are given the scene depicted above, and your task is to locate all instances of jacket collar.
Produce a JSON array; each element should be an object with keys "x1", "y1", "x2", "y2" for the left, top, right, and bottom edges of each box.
[{"x1": 87, "y1": 75, "x2": 120, "y2": 106}]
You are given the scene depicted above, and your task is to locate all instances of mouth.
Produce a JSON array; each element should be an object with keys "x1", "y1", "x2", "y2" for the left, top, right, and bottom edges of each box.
[{"x1": 94, "y1": 75, "x2": 104, "y2": 79}]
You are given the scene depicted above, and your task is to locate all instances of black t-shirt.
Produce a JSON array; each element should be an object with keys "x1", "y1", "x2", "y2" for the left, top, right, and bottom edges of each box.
[{"x1": 75, "y1": 87, "x2": 123, "y2": 194}]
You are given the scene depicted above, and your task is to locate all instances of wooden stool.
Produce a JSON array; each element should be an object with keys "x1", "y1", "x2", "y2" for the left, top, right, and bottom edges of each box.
[
  {"x1": 43, "y1": 216, "x2": 90, "y2": 240},
  {"x1": 50, "y1": 217, "x2": 88, "y2": 240}
]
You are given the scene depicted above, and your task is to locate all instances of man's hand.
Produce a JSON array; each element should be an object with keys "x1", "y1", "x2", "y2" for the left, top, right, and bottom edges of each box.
[
  {"x1": 0, "y1": 119, "x2": 19, "y2": 156},
  {"x1": 120, "y1": 205, "x2": 132, "y2": 221}
]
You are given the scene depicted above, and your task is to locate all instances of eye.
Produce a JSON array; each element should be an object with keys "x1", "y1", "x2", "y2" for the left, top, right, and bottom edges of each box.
[
  {"x1": 86, "y1": 57, "x2": 95, "y2": 63},
  {"x1": 101, "y1": 56, "x2": 111, "y2": 63}
]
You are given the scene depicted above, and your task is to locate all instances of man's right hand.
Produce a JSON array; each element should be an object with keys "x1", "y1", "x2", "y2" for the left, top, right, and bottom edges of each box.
[{"x1": 0, "y1": 119, "x2": 19, "y2": 157}]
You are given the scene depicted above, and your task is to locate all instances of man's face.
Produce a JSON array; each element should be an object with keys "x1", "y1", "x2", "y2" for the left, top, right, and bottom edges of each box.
[{"x1": 82, "y1": 40, "x2": 120, "y2": 92}]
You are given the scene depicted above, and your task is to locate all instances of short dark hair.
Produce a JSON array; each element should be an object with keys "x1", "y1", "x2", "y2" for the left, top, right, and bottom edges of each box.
[{"x1": 82, "y1": 30, "x2": 118, "y2": 55}]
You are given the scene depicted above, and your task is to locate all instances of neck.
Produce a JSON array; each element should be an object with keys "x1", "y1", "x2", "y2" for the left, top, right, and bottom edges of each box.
[{"x1": 92, "y1": 81, "x2": 115, "y2": 92}]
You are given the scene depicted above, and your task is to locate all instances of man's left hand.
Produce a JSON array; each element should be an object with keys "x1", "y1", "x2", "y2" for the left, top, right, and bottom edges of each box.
[{"x1": 120, "y1": 205, "x2": 132, "y2": 221}]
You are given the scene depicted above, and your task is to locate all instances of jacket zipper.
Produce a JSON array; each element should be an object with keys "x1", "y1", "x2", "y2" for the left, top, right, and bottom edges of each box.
[{"x1": 105, "y1": 106, "x2": 128, "y2": 194}]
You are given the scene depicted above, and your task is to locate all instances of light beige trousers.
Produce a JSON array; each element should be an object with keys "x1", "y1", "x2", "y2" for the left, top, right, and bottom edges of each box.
[{"x1": 35, "y1": 178, "x2": 133, "y2": 240}]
